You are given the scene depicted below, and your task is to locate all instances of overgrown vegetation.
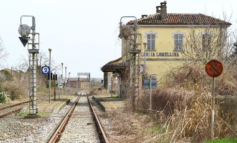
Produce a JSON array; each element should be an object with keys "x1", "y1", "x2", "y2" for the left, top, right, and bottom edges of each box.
[
  {"x1": 0, "y1": 69, "x2": 13, "y2": 81},
  {"x1": 1, "y1": 81, "x2": 27, "y2": 100},
  {"x1": 0, "y1": 88, "x2": 4, "y2": 103},
  {"x1": 0, "y1": 95, "x2": 5, "y2": 103}
]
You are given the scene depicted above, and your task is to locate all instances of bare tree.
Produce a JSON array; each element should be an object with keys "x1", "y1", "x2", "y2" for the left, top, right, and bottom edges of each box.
[
  {"x1": 182, "y1": 25, "x2": 232, "y2": 65},
  {"x1": 0, "y1": 37, "x2": 8, "y2": 67},
  {"x1": 37, "y1": 51, "x2": 49, "y2": 66},
  {"x1": 163, "y1": 13, "x2": 237, "y2": 96}
]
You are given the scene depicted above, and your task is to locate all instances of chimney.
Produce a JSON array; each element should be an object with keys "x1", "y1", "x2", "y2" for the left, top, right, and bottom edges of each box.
[
  {"x1": 141, "y1": 15, "x2": 147, "y2": 18},
  {"x1": 156, "y1": 6, "x2": 161, "y2": 13},
  {"x1": 160, "y1": 1, "x2": 167, "y2": 20}
]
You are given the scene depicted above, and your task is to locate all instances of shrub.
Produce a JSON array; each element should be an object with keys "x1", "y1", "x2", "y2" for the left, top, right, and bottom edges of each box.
[
  {"x1": 0, "y1": 69, "x2": 13, "y2": 81},
  {"x1": 145, "y1": 87, "x2": 236, "y2": 143},
  {"x1": 140, "y1": 87, "x2": 194, "y2": 115},
  {"x1": 1, "y1": 81, "x2": 27, "y2": 100},
  {"x1": 0, "y1": 95, "x2": 5, "y2": 103}
]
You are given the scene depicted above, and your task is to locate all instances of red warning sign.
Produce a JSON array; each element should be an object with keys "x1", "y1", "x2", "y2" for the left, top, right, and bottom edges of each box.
[{"x1": 205, "y1": 60, "x2": 223, "y2": 77}]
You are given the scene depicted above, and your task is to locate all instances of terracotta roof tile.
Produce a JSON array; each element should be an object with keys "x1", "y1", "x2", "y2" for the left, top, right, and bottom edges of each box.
[{"x1": 128, "y1": 13, "x2": 231, "y2": 26}]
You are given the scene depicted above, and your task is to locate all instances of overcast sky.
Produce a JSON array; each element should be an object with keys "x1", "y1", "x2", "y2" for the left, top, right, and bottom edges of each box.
[{"x1": 0, "y1": 0, "x2": 236, "y2": 78}]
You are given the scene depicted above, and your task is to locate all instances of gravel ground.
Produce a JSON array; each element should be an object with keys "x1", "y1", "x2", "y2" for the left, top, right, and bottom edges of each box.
[
  {"x1": 0, "y1": 96, "x2": 78, "y2": 143},
  {"x1": 59, "y1": 96, "x2": 100, "y2": 143},
  {"x1": 0, "y1": 94, "x2": 117, "y2": 143}
]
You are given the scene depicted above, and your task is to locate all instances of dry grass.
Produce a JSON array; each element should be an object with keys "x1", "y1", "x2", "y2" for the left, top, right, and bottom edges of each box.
[
  {"x1": 140, "y1": 88, "x2": 194, "y2": 116},
  {"x1": 90, "y1": 86, "x2": 108, "y2": 95},
  {"x1": 101, "y1": 87, "x2": 236, "y2": 142},
  {"x1": 1, "y1": 81, "x2": 27, "y2": 100},
  {"x1": 136, "y1": 64, "x2": 237, "y2": 142},
  {"x1": 102, "y1": 111, "x2": 152, "y2": 143},
  {"x1": 165, "y1": 64, "x2": 237, "y2": 96},
  {"x1": 147, "y1": 94, "x2": 237, "y2": 143},
  {"x1": 139, "y1": 86, "x2": 236, "y2": 142}
]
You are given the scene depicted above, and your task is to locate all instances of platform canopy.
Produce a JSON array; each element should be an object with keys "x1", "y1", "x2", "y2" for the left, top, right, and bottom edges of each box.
[{"x1": 101, "y1": 57, "x2": 127, "y2": 73}]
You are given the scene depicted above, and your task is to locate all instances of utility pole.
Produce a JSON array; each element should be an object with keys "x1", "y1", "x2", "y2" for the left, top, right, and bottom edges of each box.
[
  {"x1": 149, "y1": 75, "x2": 152, "y2": 113},
  {"x1": 48, "y1": 48, "x2": 52, "y2": 103},
  {"x1": 54, "y1": 72, "x2": 56, "y2": 100},
  {"x1": 58, "y1": 81, "x2": 61, "y2": 99},
  {"x1": 68, "y1": 72, "x2": 70, "y2": 93},
  {"x1": 111, "y1": 74, "x2": 112, "y2": 97},
  {"x1": 61, "y1": 63, "x2": 63, "y2": 95},
  {"x1": 143, "y1": 42, "x2": 147, "y2": 98},
  {"x1": 65, "y1": 66, "x2": 67, "y2": 95},
  {"x1": 143, "y1": 43, "x2": 147, "y2": 75},
  {"x1": 120, "y1": 16, "x2": 139, "y2": 111}
]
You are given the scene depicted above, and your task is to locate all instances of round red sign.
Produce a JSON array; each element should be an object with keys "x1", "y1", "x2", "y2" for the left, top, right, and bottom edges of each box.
[{"x1": 205, "y1": 60, "x2": 223, "y2": 77}]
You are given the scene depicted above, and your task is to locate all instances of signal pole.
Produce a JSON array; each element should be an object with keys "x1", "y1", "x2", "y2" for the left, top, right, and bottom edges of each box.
[
  {"x1": 54, "y1": 72, "x2": 56, "y2": 100},
  {"x1": 69, "y1": 72, "x2": 70, "y2": 91},
  {"x1": 48, "y1": 48, "x2": 52, "y2": 103},
  {"x1": 18, "y1": 15, "x2": 39, "y2": 114},
  {"x1": 61, "y1": 63, "x2": 63, "y2": 95},
  {"x1": 65, "y1": 66, "x2": 67, "y2": 95}
]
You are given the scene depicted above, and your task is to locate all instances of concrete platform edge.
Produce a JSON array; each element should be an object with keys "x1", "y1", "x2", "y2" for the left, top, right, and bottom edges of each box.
[
  {"x1": 92, "y1": 96, "x2": 106, "y2": 112},
  {"x1": 52, "y1": 99, "x2": 71, "y2": 113}
]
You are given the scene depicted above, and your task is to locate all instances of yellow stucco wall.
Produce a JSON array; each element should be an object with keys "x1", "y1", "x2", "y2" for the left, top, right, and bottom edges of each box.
[
  {"x1": 121, "y1": 26, "x2": 220, "y2": 82},
  {"x1": 145, "y1": 60, "x2": 183, "y2": 82},
  {"x1": 138, "y1": 27, "x2": 219, "y2": 57}
]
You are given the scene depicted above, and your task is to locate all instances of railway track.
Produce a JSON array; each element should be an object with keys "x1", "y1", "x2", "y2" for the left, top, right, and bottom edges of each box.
[
  {"x1": 48, "y1": 95, "x2": 109, "y2": 143},
  {"x1": 0, "y1": 100, "x2": 31, "y2": 118}
]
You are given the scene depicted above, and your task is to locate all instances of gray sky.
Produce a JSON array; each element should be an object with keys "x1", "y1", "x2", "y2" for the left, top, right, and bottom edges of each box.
[{"x1": 0, "y1": 0, "x2": 236, "y2": 78}]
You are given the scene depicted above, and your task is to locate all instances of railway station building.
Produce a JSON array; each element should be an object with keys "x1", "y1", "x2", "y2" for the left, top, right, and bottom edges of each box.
[{"x1": 101, "y1": 1, "x2": 231, "y2": 108}]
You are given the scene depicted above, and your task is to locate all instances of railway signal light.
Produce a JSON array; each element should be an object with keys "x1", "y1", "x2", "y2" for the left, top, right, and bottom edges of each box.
[{"x1": 18, "y1": 24, "x2": 31, "y2": 47}]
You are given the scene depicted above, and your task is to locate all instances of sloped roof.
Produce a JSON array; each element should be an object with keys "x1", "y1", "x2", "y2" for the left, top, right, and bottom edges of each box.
[
  {"x1": 101, "y1": 57, "x2": 128, "y2": 72},
  {"x1": 128, "y1": 13, "x2": 231, "y2": 26},
  {"x1": 103, "y1": 57, "x2": 122, "y2": 66},
  {"x1": 101, "y1": 62, "x2": 128, "y2": 72}
]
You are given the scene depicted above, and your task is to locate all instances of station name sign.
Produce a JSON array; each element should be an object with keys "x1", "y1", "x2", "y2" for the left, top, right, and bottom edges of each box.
[{"x1": 140, "y1": 52, "x2": 179, "y2": 57}]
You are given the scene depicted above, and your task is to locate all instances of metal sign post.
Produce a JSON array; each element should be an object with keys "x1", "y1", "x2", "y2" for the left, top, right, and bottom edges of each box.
[
  {"x1": 111, "y1": 74, "x2": 113, "y2": 97},
  {"x1": 149, "y1": 75, "x2": 152, "y2": 113},
  {"x1": 48, "y1": 49, "x2": 52, "y2": 103},
  {"x1": 211, "y1": 77, "x2": 215, "y2": 139},
  {"x1": 61, "y1": 63, "x2": 63, "y2": 95},
  {"x1": 205, "y1": 59, "x2": 223, "y2": 140},
  {"x1": 144, "y1": 77, "x2": 157, "y2": 113},
  {"x1": 57, "y1": 75, "x2": 62, "y2": 99},
  {"x1": 65, "y1": 67, "x2": 67, "y2": 95},
  {"x1": 54, "y1": 73, "x2": 56, "y2": 100},
  {"x1": 58, "y1": 86, "x2": 60, "y2": 99}
]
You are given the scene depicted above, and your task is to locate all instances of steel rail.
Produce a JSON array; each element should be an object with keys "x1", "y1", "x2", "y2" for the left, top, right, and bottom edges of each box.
[
  {"x1": 0, "y1": 107, "x2": 23, "y2": 118},
  {"x1": 0, "y1": 100, "x2": 31, "y2": 110},
  {"x1": 87, "y1": 96, "x2": 109, "y2": 143},
  {"x1": 48, "y1": 96, "x2": 80, "y2": 143}
]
